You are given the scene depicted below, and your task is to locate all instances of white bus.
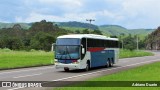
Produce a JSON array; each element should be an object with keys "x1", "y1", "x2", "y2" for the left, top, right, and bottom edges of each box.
[{"x1": 54, "y1": 34, "x2": 119, "y2": 71}]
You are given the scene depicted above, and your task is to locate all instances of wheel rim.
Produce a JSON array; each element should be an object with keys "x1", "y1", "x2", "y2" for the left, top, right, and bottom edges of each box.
[
  {"x1": 109, "y1": 60, "x2": 113, "y2": 67},
  {"x1": 106, "y1": 61, "x2": 109, "y2": 67},
  {"x1": 86, "y1": 64, "x2": 89, "y2": 71}
]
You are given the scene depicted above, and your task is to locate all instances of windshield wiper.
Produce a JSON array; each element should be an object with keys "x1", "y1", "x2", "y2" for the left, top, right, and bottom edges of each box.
[{"x1": 66, "y1": 46, "x2": 72, "y2": 59}]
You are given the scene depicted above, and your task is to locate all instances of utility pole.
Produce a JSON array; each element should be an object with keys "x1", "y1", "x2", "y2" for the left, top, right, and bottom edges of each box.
[
  {"x1": 119, "y1": 34, "x2": 124, "y2": 50},
  {"x1": 136, "y1": 35, "x2": 139, "y2": 50},
  {"x1": 86, "y1": 19, "x2": 95, "y2": 24},
  {"x1": 121, "y1": 40, "x2": 124, "y2": 50},
  {"x1": 86, "y1": 19, "x2": 95, "y2": 30}
]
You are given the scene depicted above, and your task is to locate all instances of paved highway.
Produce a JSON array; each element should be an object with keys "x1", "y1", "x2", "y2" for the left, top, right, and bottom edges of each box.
[{"x1": 0, "y1": 51, "x2": 160, "y2": 90}]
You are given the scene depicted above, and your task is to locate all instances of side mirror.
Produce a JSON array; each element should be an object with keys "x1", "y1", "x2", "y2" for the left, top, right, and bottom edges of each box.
[
  {"x1": 82, "y1": 48, "x2": 85, "y2": 54},
  {"x1": 51, "y1": 43, "x2": 55, "y2": 51}
]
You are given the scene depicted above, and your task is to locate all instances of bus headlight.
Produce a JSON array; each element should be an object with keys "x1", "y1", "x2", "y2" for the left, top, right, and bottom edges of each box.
[
  {"x1": 55, "y1": 60, "x2": 58, "y2": 64},
  {"x1": 72, "y1": 60, "x2": 79, "y2": 64}
]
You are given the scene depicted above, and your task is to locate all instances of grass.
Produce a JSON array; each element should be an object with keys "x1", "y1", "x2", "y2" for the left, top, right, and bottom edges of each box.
[
  {"x1": 0, "y1": 49, "x2": 53, "y2": 69},
  {"x1": 55, "y1": 62, "x2": 160, "y2": 90},
  {"x1": 119, "y1": 49, "x2": 154, "y2": 58},
  {"x1": 0, "y1": 48, "x2": 153, "y2": 70}
]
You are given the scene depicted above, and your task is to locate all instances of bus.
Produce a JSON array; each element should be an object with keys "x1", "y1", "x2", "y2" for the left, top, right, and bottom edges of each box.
[{"x1": 54, "y1": 34, "x2": 119, "y2": 71}]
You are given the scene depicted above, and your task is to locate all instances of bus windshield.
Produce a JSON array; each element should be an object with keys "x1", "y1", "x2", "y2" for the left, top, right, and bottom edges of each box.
[
  {"x1": 55, "y1": 45, "x2": 80, "y2": 59},
  {"x1": 56, "y1": 38, "x2": 80, "y2": 45}
]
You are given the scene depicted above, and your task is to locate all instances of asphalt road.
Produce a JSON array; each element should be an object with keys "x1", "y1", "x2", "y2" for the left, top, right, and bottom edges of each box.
[{"x1": 0, "y1": 51, "x2": 160, "y2": 90}]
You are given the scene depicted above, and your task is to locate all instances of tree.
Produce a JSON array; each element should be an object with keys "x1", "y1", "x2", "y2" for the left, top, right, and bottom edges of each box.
[
  {"x1": 123, "y1": 34, "x2": 136, "y2": 51},
  {"x1": 110, "y1": 35, "x2": 118, "y2": 38},
  {"x1": 29, "y1": 20, "x2": 55, "y2": 35},
  {"x1": 1, "y1": 37, "x2": 24, "y2": 50},
  {"x1": 75, "y1": 30, "x2": 80, "y2": 34},
  {"x1": 91, "y1": 29, "x2": 102, "y2": 35},
  {"x1": 30, "y1": 32, "x2": 55, "y2": 51},
  {"x1": 0, "y1": 20, "x2": 69, "y2": 51},
  {"x1": 13, "y1": 24, "x2": 22, "y2": 30},
  {"x1": 82, "y1": 29, "x2": 89, "y2": 34}
]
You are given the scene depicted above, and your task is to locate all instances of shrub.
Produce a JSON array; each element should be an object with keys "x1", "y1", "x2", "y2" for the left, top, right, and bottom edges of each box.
[
  {"x1": 2, "y1": 48, "x2": 12, "y2": 52},
  {"x1": 30, "y1": 49, "x2": 37, "y2": 52}
]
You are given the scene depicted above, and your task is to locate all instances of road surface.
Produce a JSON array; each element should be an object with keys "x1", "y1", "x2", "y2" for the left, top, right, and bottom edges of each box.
[{"x1": 0, "y1": 51, "x2": 160, "y2": 90}]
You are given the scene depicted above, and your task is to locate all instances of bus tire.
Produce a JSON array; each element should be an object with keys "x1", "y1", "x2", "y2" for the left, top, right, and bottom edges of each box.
[
  {"x1": 85, "y1": 61, "x2": 90, "y2": 71},
  {"x1": 109, "y1": 59, "x2": 113, "y2": 67},
  {"x1": 105, "y1": 60, "x2": 109, "y2": 68},
  {"x1": 64, "y1": 68, "x2": 69, "y2": 72}
]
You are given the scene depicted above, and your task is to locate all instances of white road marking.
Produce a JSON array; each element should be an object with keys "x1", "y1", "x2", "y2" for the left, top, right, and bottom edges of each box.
[
  {"x1": 8, "y1": 87, "x2": 24, "y2": 90},
  {"x1": 52, "y1": 59, "x2": 160, "y2": 81},
  {"x1": 7, "y1": 59, "x2": 160, "y2": 90},
  {"x1": 0, "y1": 66, "x2": 53, "y2": 75},
  {"x1": 13, "y1": 73, "x2": 42, "y2": 78}
]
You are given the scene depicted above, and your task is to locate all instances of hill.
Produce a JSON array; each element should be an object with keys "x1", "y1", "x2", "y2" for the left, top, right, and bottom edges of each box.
[
  {"x1": 56, "y1": 21, "x2": 99, "y2": 30},
  {"x1": 99, "y1": 25, "x2": 155, "y2": 37},
  {"x1": 0, "y1": 22, "x2": 31, "y2": 29},
  {"x1": 0, "y1": 21, "x2": 155, "y2": 37},
  {"x1": 128, "y1": 29, "x2": 154, "y2": 35},
  {"x1": 99, "y1": 25, "x2": 129, "y2": 36}
]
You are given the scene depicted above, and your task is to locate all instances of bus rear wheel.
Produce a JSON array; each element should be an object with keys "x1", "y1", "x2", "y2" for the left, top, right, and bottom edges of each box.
[
  {"x1": 105, "y1": 60, "x2": 109, "y2": 68},
  {"x1": 109, "y1": 60, "x2": 113, "y2": 67}
]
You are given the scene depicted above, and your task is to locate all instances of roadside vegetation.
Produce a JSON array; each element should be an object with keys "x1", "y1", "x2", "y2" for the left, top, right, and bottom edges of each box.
[
  {"x1": 0, "y1": 48, "x2": 153, "y2": 70},
  {"x1": 119, "y1": 49, "x2": 153, "y2": 58},
  {"x1": 56, "y1": 62, "x2": 160, "y2": 90},
  {"x1": 0, "y1": 48, "x2": 53, "y2": 69}
]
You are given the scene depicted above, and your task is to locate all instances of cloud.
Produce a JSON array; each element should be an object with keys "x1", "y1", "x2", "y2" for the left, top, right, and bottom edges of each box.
[
  {"x1": 15, "y1": 12, "x2": 67, "y2": 22},
  {"x1": 15, "y1": 10, "x2": 120, "y2": 25},
  {"x1": 38, "y1": 0, "x2": 83, "y2": 7},
  {"x1": 120, "y1": 0, "x2": 160, "y2": 28},
  {"x1": 1, "y1": 0, "x2": 160, "y2": 28},
  {"x1": 37, "y1": 0, "x2": 84, "y2": 12},
  {"x1": 15, "y1": 12, "x2": 97, "y2": 23}
]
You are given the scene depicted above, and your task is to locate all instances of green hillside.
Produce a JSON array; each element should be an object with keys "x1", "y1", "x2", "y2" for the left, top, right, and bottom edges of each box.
[
  {"x1": 0, "y1": 22, "x2": 31, "y2": 29},
  {"x1": 99, "y1": 25, "x2": 155, "y2": 37},
  {"x1": 0, "y1": 22, "x2": 155, "y2": 37},
  {"x1": 99, "y1": 25, "x2": 129, "y2": 36},
  {"x1": 60, "y1": 26, "x2": 86, "y2": 32},
  {"x1": 56, "y1": 21, "x2": 99, "y2": 30},
  {"x1": 128, "y1": 29, "x2": 155, "y2": 35}
]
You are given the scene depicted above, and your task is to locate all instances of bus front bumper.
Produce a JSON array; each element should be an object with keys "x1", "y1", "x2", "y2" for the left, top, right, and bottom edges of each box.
[{"x1": 55, "y1": 63, "x2": 80, "y2": 69}]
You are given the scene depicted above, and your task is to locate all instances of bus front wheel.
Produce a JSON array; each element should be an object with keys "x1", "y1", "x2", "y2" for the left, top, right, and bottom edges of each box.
[
  {"x1": 85, "y1": 62, "x2": 90, "y2": 71},
  {"x1": 64, "y1": 68, "x2": 69, "y2": 72}
]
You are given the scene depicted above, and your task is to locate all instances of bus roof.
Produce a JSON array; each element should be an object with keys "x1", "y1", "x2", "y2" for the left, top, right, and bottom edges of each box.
[{"x1": 57, "y1": 34, "x2": 118, "y2": 41}]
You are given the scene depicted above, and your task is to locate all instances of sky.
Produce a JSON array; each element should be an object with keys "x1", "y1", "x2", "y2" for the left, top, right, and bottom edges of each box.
[{"x1": 0, "y1": 0, "x2": 160, "y2": 29}]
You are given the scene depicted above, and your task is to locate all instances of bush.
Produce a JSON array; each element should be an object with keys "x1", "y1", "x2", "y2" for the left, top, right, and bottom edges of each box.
[
  {"x1": 125, "y1": 44, "x2": 135, "y2": 51},
  {"x1": 30, "y1": 49, "x2": 37, "y2": 52},
  {"x1": 1, "y1": 48, "x2": 12, "y2": 52}
]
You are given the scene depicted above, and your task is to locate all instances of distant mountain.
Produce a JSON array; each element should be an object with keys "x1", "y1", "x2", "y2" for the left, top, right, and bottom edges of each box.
[
  {"x1": 0, "y1": 21, "x2": 155, "y2": 37},
  {"x1": 99, "y1": 25, "x2": 129, "y2": 36},
  {"x1": 0, "y1": 22, "x2": 31, "y2": 29},
  {"x1": 99, "y1": 25, "x2": 155, "y2": 36},
  {"x1": 56, "y1": 21, "x2": 99, "y2": 30},
  {"x1": 128, "y1": 29, "x2": 154, "y2": 35}
]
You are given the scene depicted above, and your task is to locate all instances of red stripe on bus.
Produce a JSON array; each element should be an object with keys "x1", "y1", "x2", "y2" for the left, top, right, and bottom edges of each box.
[{"x1": 87, "y1": 47, "x2": 105, "y2": 52}]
